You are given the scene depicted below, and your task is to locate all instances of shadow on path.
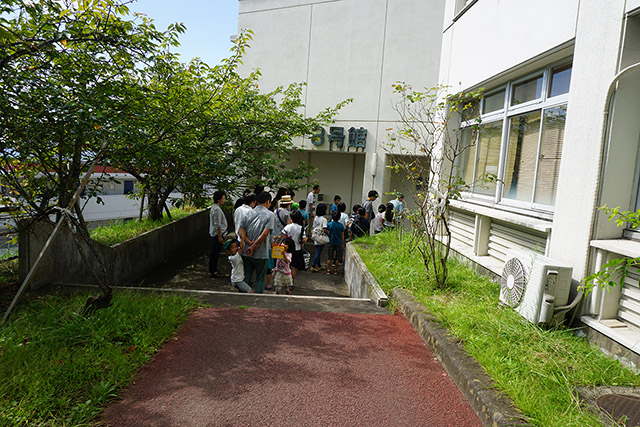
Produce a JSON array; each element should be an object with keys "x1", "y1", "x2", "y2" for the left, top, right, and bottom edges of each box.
[
  {"x1": 101, "y1": 308, "x2": 482, "y2": 427},
  {"x1": 139, "y1": 240, "x2": 351, "y2": 298}
]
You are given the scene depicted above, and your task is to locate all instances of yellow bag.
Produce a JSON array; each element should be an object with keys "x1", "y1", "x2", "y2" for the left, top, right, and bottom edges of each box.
[{"x1": 271, "y1": 244, "x2": 285, "y2": 259}]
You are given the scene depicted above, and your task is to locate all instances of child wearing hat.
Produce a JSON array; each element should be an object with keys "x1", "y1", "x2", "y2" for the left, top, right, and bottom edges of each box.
[
  {"x1": 225, "y1": 239, "x2": 252, "y2": 293},
  {"x1": 273, "y1": 194, "x2": 293, "y2": 241}
]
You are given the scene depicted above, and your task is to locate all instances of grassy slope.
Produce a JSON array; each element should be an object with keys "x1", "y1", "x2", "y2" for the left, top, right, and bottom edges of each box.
[
  {"x1": 355, "y1": 231, "x2": 639, "y2": 427},
  {"x1": 89, "y1": 207, "x2": 198, "y2": 246},
  {"x1": 0, "y1": 292, "x2": 200, "y2": 426}
]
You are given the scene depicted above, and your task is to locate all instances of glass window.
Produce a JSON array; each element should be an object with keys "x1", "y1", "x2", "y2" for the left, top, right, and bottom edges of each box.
[
  {"x1": 483, "y1": 90, "x2": 505, "y2": 114},
  {"x1": 534, "y1": 106, "x2": 566, "y2": 205},
  {"x1": 511, "y1": 75, "x2": 543, "y2": 106},
  {"x1": 456, "y1": 60, "x2": 570, "y2": 211},
  {"x1": 457, "y1": 127, "x2": 476, "y2": 187},
  {"x1": 474, "y1": 121, "x2": 502, "y2": 196},
  {"x1": 549, "y1": 64, "x2": 572, "y2": 98},
  {"x1": 504, "y1": 111, "x2": 541, "y2": 202}
]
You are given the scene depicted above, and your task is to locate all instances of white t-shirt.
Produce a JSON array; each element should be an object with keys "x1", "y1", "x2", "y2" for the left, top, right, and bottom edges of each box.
[
  {"x1": 306, "y1": 191, "x2": 316, "y2": 214},
  {"x1": 312, "y1": 215, "x2": 327, "y2": 246},
  {"x1": 228, "y1": 252, "x2": 244, "y2": 283},
  {"x1": 339, "y1": 212, "x2": 348, "y2": 228},
  {"x1": 283, "y1": 223, "x2": 305, "y2": 251}
]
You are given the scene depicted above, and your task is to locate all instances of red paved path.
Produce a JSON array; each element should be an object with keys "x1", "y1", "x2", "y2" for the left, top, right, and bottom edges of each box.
[{"x1": 102, "y1": 308, "x2": 482, "y2": 426}]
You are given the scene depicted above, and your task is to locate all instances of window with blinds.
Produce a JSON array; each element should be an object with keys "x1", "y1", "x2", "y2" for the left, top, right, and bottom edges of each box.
[
  {"x1": 457, "y1": 60, "x2": 571, "y2": 211},
  {"x1": 535, "y1": 106, "x2": 566, "y2": 205}
]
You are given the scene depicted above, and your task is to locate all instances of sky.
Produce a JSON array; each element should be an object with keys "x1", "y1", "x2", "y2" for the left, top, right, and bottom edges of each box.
[{"x1": 126, "y1": 0, "x2": 239, "y2": 67}]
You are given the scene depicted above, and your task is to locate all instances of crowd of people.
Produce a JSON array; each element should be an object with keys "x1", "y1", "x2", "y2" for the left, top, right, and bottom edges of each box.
[{"x1": 208, "y1": 185, "x2": 405, "y2": 295}]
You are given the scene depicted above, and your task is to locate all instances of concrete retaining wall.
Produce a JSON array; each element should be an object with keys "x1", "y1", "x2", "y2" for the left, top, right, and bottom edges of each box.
[
  {"x1": 344, "y1": 242, "x2": 388, "y2": 307},
  {"x1": 19, "y1": 210, "x2": 209, "y2": 289},
  {"x1": 392, "y1": 288, "x2": 529, "y2": 426}
]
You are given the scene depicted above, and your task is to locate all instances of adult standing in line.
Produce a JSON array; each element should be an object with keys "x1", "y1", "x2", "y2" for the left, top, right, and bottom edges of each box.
[
  {"x1": 390, "y1": 193, "x2": 405, "y2": 226},
  {"x1": 209, "y1": 190, "x2": 227, "y2": 278},
  {"x1": 239, "y1": 191, "x2": 275, "y2": 293},
  {"x1": 273, "y1": 195, "x2": 292, "y2": 239},
  {"x1": 362, "y1": 190, "x2": 379, "y2": 220},
  {"x1": 234, "y1": 193, "x2": 257, "y2": 240},
  {"x1": 306, "y1": 184, "x2": 320, "y2": 230}
]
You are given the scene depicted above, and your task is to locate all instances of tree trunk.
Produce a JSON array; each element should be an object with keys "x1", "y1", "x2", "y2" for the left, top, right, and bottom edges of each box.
[
  {"x1": 147, "y1": 192, "x2": 164, "y2": 221},
  {"x1": 139, "y1": 190, "x2": 145, "y2": 221}
]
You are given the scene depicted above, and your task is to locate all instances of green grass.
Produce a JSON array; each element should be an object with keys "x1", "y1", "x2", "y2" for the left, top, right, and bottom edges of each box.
[
  {"x1": 0, "y1": 292, "x2": 200, "y2": 426},
  {"x1": 355, "y1": 231, "x2": 640, "y2": 427},
  {"x1": 90, "y1": 207, "x2": 198, "y2": 246},
  {"x1": 0, "y1": 258, "x2": 18, "y2": 287},
  {"x1": 0, "y1": 258, "x2": 19, "y2": 308}
]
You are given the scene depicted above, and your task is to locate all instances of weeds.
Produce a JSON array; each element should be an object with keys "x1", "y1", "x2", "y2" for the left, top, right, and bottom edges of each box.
[
  {"x1": 0, "y1": 292, "x2": 200, "y2": 426},
  {"x1": 355, "y1": 231, "x2": 640, "y2": 427},
  {"x1": 0, "y1": 258, "x2": 18, "y2": 287}
]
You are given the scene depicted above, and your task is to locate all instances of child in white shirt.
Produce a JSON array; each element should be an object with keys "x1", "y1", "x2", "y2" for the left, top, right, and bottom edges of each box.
[
  {"x1": 373, "y1": 204, "x2": 386, "y2": 234},
  {"x1": 225, "y1": 240, "x2": 252, "y2": 293}
]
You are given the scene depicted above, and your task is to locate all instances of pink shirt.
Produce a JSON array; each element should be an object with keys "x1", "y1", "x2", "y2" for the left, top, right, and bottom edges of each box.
[{"x1": 274, "y1": 253, "x2": 292, "y2": 275}]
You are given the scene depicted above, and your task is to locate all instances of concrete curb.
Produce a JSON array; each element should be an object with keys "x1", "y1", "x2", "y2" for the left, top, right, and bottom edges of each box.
[
  {"x1": 344, "y1": 242, "x2": 389, "y2": 307},
  {"x1": 51, "y1": 284, "x2": 390, "y2": 315},
  {"x1": 392, "y1": 288, "x2": 531, "y2": 427}
]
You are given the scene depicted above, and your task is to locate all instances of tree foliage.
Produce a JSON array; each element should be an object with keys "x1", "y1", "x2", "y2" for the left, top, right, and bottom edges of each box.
[
  {"x1": 0, "y1": 0, "x2": 176, "y2": 306},
  {"x1": 0, "y1": 0, "x2": 349, "y2": 309},
  {"x1": 0, "y1": 0, "x2": 168, "y2": 225},
  {"x1": 386, "y1": 83, "x2": 482, "y2": 288},
  {"x1": 0, "y1": 1, "x2": 348, "y2": 225},
  {"x1": 108, "y1": 31, "x2": 348, "y2": 221}
]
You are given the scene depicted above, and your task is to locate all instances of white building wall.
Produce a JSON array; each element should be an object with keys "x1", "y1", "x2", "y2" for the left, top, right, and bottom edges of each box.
[
  {"x1": 438, "y1": 0, "x2": 634, "y2": 281},
  {"x1": 548, "y1": 1, "x2": 627, "y2": 279},
  {"x1": 629, "y1": 0, "x2": 640, "y2": 14},
  {"x1": 238, "y1": 0, "x2": 444, "y2": 202},
  {"x1": 80, "y1": 195, "x2": 143, "y2": 222},
  {"x1": 439, "y1": 0, "x2": 579, "y2": 90}
]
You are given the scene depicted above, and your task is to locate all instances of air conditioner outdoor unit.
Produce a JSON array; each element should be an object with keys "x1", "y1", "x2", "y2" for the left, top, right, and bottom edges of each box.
[{"x1": 500, "y1": 249, "x2": 573, "y2": 324}]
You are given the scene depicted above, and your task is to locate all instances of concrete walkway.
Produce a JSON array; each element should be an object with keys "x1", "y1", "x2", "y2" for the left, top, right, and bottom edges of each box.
[
  {"x1": 140, "y1": 241, "x2": 351, "y2": 298},
  {"x1": 101, "y1": 308, "x2": 482, "y2": 426}
]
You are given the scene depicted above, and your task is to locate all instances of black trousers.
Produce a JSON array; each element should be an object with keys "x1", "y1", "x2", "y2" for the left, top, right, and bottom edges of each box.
[{"x1": 209, "y1": 236, "x2": 223, "y2": 275}]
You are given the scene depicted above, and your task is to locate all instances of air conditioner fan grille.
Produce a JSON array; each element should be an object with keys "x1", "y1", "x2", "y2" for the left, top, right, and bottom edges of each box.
[{"x1": 501, "y1": 257, "x2": 526, "y2": 307}]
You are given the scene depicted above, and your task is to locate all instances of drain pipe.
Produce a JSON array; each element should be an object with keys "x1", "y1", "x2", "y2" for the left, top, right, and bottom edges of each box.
[
  {"x1": 577, "y1": 62, "x2": 640, "y2": 322},
  {"x1": 554, "y1": 291, "x2": 583, "y2": 321},
  {"x1": 590, "y1": 62, "x2": 640, "y2": 255},
  {"x1": 555, "y1": 62, "x2": 640, "y2": 324}
]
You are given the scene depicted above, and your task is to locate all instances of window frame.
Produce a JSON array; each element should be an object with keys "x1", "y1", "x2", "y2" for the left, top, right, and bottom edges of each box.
[
  {"x1": 481, "y1": 86, "x2": 507, "y2": 116},
  {"x1": 457, "y1": 58, "x2": 572, "y2": 214},
  {"x1": 509, "y1": 71, "x2": 546, "y2": 110},
  {"x1": 468, "y1": 118, "x2": 504, "y2": 200}
]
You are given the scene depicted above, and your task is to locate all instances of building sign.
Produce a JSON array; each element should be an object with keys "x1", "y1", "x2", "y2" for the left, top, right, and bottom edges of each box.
[{"x1": 311, "y1": 126, "x2": 367, "y2": 152}]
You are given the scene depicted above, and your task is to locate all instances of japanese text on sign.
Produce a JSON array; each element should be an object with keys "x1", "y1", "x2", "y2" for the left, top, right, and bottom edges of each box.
[{"x1": 311, "y1": 126, "x2": 367, "y2": 151}]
